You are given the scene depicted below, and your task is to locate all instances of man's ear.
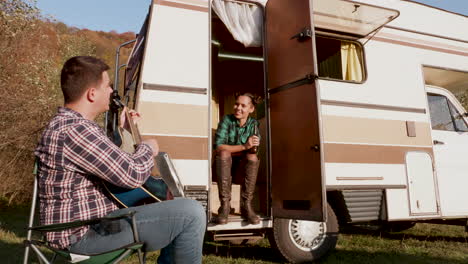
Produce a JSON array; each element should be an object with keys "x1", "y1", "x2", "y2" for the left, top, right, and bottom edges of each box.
[{"x1": 86, "y1": 87, "x2": 96, "y2": 102}]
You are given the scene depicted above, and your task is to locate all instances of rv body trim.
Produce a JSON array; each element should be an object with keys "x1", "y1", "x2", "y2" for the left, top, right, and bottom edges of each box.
[
  {"x1": 326, "y1": 185, "x2": 406, "y2": 190},
  {"x1": 384, "y1": 25, "x2": 468, "y2": 44},
  {"x1": 323, "y1": 116, "x2": 432, "y2": 146},
  {"x1": 324, "y1": 143, "x2": 433, "y2": 164},
  {"x1": 336, "y1": 177, "x2": 383, "y2": 181},
  {"x1": 143, "y1": 83, "x2": 208, "y2": 94},
  {"x1": 371, "y1": 35, "x2": 468, "y2": 57},
  {"x1": 321, "y1": 100, "x2": 426, "y2": 114},
  {"x1": 141, "y1": 135, "x2": 208, "y2": 160}
]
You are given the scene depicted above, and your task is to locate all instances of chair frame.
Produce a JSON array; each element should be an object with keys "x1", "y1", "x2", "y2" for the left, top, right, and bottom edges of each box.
[{"x1": 23, "y1": 162, "x2": 146, "y2": 264}]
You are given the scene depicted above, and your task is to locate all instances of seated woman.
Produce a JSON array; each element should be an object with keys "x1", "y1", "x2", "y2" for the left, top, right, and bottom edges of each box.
[{"x1": 214, "y1": 93, "x2": 260, "y2": 225}]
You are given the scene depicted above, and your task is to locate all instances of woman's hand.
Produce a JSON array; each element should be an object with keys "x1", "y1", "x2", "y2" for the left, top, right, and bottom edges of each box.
[
  {"x1": 119, "y1": 107, "x2": 141, "y2": 130},
  {"x1": 244, "y1": 135, "x2": 260, "y2": 150}
]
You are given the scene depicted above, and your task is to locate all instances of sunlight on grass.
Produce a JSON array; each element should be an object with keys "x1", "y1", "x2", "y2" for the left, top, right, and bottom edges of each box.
[{"x1": 2, "y1": 201, "x2": 467, "y2": 264}]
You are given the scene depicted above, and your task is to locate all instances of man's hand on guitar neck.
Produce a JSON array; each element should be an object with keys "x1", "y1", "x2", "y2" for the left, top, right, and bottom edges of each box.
[
  {"x1": 120, "y1": 107, "x2": 159, "y2": 157},
  {"x1": 119, "y1": 107, "x2": 141, "y2": 131}
]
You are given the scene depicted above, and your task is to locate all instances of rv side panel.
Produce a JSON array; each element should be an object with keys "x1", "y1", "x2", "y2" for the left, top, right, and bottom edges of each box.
[{"x1": 137, "y1": 0, "x2": 210, "y2": 187}]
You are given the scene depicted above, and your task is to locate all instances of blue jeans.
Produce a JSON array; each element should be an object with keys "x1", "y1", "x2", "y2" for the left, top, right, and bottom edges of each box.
[{"x1": 69, "y1": 199, "x2": 206, "y2": 264}]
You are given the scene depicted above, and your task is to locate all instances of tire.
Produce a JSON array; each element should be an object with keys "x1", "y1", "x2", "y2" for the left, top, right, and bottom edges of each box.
[{"x1": 268, "y1": 204, "x2": 339, "y2": 263}]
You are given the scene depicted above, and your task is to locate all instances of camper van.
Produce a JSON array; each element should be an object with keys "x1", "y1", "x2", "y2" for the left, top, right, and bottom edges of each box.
[{"x1": 108, "y1": 0, "x2": 468, "y2": 262}]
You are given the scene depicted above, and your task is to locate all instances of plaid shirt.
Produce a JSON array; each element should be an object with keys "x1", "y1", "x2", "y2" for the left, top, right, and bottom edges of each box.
[
  {"x1": 34, "y1": 107, "x2": 154, "y2": 249},
  {"x1": 214, "y1": 114, "x2": 259, "y2": 149}
]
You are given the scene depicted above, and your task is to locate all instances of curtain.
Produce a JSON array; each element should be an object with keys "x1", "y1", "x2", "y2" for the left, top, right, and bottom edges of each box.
[
  {"x1": 212, "y1": 0, "x2": 267, "y2": 47},
  {"x1": 341, "y1": 42, "x2": 363, "y2": 82}
]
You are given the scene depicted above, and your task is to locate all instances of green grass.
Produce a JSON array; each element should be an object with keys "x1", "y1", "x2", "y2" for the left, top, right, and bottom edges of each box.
[{"x1": 1, "y1": 201, "x2": 467, "y2": 264}]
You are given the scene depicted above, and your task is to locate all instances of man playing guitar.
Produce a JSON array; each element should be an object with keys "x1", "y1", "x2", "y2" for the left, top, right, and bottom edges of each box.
[{"x1": 35, "y1": 56, "x2": 205, "y2": 264}]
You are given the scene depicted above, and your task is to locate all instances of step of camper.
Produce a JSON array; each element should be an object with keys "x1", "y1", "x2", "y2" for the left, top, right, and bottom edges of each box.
[
  {"x1": 212, "y1": 230, "x2": 265, "y2": 242},
  {"x1": 207, "y1": 215, "x2": 272, "y2": 231}
]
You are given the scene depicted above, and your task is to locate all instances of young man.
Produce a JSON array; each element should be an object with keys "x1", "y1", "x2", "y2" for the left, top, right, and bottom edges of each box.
[{"x1": 35, "y1": 56, "x2": 206, "y2": 263}]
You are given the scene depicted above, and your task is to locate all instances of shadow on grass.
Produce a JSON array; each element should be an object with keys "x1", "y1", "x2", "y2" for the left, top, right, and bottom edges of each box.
[
  {"x1": 0, "y1": 202, "x2": 39, "y2": 263},
  {"x1": 203, "y1": 240, "x2": 281, "y2": 262},
  {"x1": 0, "y1": 201, "x2": 31, "y2": 238},
  {"x1": 318, "y1": 247, "x2": 468, "y2": 264},
  {"x1": 340, "y1": 225, "x2": 468, "y2": 244},
  {"x1": 204, "y1": 240, "x2": 467, "y2": 264}
]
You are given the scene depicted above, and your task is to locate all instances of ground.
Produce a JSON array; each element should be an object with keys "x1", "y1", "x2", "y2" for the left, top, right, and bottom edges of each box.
[{"x1": 1, "y1": 202, "x2": 467, "y2": 264}]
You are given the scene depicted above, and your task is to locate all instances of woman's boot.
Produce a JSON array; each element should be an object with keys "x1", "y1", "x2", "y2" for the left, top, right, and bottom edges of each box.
[
  {"x1": 216, "y1": 156, "x2": 232, "y2": 225},
  {"x1": 241, "y1": 160, "x2": 260, "y2": 224}
]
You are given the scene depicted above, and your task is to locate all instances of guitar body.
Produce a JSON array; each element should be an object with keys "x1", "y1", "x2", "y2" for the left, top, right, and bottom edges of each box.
[{"x1": 104, "y1": 177, "x2": 169, "y2": 208}]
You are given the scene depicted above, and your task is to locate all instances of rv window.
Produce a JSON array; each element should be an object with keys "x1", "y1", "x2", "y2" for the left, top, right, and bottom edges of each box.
[
  {"x1": 316, "y1": 36, "x2": 364, "y2": 83},
  {"x1": 428, "y1": 94, "x2": 468, "y2": 131}
]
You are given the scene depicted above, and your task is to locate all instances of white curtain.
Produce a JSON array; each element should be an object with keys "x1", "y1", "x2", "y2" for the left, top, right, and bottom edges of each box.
[{"x1": 212, "y1": 0, "x2": 267, "y2": 47}]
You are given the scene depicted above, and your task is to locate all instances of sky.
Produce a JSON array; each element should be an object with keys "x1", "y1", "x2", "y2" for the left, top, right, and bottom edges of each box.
[
  {"x1": 35, "y1": 0, "x2": 468, "y2": 33},
  {"x1": 36, "y1": 0, "x2": 152, "y2": 33}
]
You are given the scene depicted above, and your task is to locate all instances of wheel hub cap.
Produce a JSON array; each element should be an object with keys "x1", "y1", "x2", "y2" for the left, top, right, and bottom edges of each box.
[{"x1": 288, "y1": 219, "x2": 326, "y2": 251}]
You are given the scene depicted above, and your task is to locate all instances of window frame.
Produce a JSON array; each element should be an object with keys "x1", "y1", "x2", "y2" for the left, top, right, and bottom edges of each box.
[
  {"x1": 426, "y1": 87, "x2": 468, "y2": 133},
  {"x1": 315, "y1": 33, "x2": 368, "y2": 84}
]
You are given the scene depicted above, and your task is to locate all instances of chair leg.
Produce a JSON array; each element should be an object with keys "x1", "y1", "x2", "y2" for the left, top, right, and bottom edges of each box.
[
  {"x1": 24, "y1": 177, "x2": 40, "y2": 264},
  {"x1": 50, "y1": 253, "x2": 57, "y2": 264},
  {"x1": 129, "y1": 212, "x2": 145, "y2": 263},
  {"x1": 112, "y1": 249, "x2": 133, "y2": 264},
  {"x1": 23, "y1": 246, "x2": 31, "y2": 264},
  {"x1": 30, "y1": 245, "x2": 51, "y2": 264},
  {"x1": 137, "y1": 248, "x2": 144, "y2": 264}
]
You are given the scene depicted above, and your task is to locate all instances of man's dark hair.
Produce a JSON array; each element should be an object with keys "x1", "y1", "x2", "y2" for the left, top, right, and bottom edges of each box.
[{"x1": 60, "y1": 56, "x2": 110, "y2": 103}]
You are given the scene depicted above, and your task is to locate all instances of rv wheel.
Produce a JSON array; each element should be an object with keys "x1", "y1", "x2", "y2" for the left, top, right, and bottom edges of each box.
[{"x1": 268, "y1": 204, "x2": 338, "y2": 263}]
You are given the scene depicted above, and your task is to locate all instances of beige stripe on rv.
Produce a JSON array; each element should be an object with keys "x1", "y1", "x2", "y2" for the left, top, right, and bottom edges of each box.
[
  {"x1": 324, "y1": 143, "x2": 433, "y2": 164},
  {"x1": 323, "y1": 116, "x2": 433, "y2": 147},
  {"x1": 138, "y1": 101, "x2": 208, "y2": 137},
  {"x1": 142, "y1": 135, "x2": 208, "y2": 160}
]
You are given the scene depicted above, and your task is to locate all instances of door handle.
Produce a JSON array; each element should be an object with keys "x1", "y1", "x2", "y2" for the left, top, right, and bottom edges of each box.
[{"x1": 433, "y1": 140, "x2": 445, "y2": 145}]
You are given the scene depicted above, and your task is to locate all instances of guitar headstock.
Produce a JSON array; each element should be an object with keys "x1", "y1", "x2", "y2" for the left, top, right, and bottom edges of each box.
[{"x1": 112, "y1": 98, "x2": 126, "y2": 109}]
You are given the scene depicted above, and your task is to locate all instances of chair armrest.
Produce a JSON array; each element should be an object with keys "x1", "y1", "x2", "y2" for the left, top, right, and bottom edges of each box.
[{"x1": 29, "y1": 211, "x2": 136, "y2": 232}]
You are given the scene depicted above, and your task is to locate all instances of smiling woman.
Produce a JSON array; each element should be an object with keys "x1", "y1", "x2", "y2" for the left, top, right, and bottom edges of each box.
[{"x1": 214, "y1": 93, "x2": 262, "y2": 225}]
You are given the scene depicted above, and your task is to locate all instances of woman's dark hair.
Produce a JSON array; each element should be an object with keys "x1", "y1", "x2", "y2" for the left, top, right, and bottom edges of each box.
[
  {"x1": 235, "y1": 92, "x2": 262, "y2": 106},
  {"x1": 60, "y1": 56, "x2": 110, "y2": 103}
]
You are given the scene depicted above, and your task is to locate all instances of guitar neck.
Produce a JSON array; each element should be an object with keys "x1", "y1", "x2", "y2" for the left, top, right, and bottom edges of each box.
[
  {"x1": 123, "y1": 107, "x2": 160, "y2": 177},
  {"x1": 125, "y1": 111, "x2": 142, "y2": 144}
]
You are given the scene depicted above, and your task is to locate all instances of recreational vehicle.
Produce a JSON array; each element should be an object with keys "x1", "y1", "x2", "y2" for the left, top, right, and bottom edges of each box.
[{"x1": 108, "y1": 0, "x2": 468, "y2": 262}]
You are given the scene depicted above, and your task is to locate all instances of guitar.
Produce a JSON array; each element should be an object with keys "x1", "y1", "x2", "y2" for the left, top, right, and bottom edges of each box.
[{"x1": 103, "y1": 99, "x2": 183, "y2": 208}]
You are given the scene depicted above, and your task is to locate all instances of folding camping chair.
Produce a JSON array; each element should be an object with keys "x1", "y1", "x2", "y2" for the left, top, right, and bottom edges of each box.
[{"x1": 23, "y1": 162, "x2": 147, "y2": 264}]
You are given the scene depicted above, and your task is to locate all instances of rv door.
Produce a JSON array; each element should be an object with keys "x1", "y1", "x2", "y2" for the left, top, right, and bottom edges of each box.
[{"x1": 265, "y1": 0, "x2": 325, "y2": 221}]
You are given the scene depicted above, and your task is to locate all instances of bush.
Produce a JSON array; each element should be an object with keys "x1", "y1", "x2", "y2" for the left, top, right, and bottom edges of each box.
[{"x1": 0, "y1": 0, "x2": 135, "y2": 205}]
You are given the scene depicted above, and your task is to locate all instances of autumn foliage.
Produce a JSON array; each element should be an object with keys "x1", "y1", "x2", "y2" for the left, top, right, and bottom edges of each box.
[{"x1": 0, "y1": 0, "x2": 136, "y2": 204}]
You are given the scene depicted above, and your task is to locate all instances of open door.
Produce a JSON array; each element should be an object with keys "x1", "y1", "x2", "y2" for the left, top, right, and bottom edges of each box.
[{"x1": 265, "y1": 0, "x2": 324, "y2": 221}]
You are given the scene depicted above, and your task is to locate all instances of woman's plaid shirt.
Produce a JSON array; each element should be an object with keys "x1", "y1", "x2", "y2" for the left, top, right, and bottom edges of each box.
[
  {"x1": 214, "y1": 114, "x2": 259, "y2": 149},
  {"x1": 34, "y1": 107, "x2": 154, "y2": 249}
]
